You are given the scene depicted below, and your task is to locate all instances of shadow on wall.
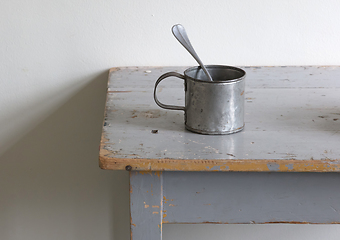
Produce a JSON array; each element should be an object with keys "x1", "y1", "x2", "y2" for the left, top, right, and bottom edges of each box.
[{"x1": 0, "y1": 71, "x2": 130, "y2": 240}]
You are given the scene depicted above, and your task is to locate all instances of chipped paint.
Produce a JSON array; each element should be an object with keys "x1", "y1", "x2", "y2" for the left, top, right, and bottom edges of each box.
[
  {"x1": 138, "y1": 171, "x2": 153, "y2": 176},
  {"x1": 209, "y1": 165, "x2": 223, "y2": 171},
  {"x1": 154, "y1": 171, "x2": 161, "y2": 178},
  {"x1": 100, "y1": 66, "x2": 340, "y2": 173},
  {"x1": 267, "y1": 163, "x2": 280, "y2": 171},
  {"x1": 99, "y1": 154, "x2": 340, "y2": 172},
  {"x1": 130, "y1": 164, "x2": 163, "y2": 240},
  {"x1": 219, "y1": 165, "x2": 229, "y2": 170},
  {"x1": 130, "y1": 216, "x2": 133, "y2": 240},
  {"x1": 169, "y1": 204, "x2": 176, "y2": 207},
  {"x1": 286, "y1": 164, "x2": 294, "y2": 170}
]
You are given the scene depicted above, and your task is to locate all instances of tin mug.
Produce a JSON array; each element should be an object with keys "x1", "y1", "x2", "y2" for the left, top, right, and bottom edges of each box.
[{"x1": 153, "y1": 65, "x2": 246, "y2": 135}]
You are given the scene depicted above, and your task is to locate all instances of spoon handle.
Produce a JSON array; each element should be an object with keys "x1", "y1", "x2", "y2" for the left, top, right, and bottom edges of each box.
[{"x1": 172, "y1": 24, "x2": 213, "y2": 81}]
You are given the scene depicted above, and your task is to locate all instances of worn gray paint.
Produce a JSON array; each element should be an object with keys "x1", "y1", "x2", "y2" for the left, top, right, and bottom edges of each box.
[
  {"x1": 130, "y1": 171, "x2": 340, "y2": 240},
  {"x1": 130, "y1": 172, "x2": 163, "y2": 240},
  {"x1": 103, "y1": 66, "x2": 340, "y2": 162},
  {"x1": 162, "y1": 172, "x2": 340, "y2": 224},
  {"x1": 117, "y1": 67, "x2": 340, "y2": 240}
]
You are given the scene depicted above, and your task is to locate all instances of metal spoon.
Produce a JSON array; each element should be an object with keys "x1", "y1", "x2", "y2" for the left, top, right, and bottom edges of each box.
[{"x1": 172, "y1": 24, "x2": 213, "y2": 81}]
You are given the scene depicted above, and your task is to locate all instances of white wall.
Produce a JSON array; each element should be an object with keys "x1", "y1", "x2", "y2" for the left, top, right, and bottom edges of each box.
[{"x1": 1, "y1": 0, "x2": 340, "y2": 239}]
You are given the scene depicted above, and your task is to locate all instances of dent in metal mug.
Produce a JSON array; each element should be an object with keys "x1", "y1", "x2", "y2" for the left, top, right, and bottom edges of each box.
[{"x1": 154, "y1": 65, "x2": 246, "y2": 135}]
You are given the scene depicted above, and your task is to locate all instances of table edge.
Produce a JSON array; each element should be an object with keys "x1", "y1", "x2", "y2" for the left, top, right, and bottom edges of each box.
[
  {"x1": 99, "y1": 147, "x2": 340, "y2": 172},
  {"x1": 100, "y1": 67, "x2": 340, "y2": 172}
]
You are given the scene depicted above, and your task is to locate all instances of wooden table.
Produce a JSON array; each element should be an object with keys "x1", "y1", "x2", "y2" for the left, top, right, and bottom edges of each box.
[{"x1": 99, "y1": 66, "x2": 340, "y2": 240}]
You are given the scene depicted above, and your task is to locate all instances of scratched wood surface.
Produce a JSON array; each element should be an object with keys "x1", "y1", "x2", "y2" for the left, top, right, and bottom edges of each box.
[{"x1": 99, "y1": 66, "x2": 340, "y2": 172}]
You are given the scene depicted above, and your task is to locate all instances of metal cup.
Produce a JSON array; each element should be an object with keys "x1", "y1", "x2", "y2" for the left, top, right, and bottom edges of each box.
[{"x1": 154, "y1": 65, "x2": 246, "y2": 135}]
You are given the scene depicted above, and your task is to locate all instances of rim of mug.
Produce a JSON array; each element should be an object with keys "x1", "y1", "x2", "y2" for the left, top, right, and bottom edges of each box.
[{"x1": 184, "y1": 65, "x2": 246, "y2": 83}]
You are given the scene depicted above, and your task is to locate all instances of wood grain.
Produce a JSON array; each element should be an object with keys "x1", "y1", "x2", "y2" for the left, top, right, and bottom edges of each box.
[{"x1": 99, "y1": 66, "x2": 340, "y2": 172}]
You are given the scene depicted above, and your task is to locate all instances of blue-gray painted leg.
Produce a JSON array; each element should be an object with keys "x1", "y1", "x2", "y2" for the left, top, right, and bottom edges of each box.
[
  {"x1": 130, "y1": 171, "x2": 340, "y2": 240},
  {"x1": 130, "y1": 171, "x2": 163, "y2": 240}
]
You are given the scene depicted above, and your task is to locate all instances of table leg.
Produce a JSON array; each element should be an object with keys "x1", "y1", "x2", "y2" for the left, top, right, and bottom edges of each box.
[{"x1": 130, "y1": 171, "x2": 163, "y2": 240}]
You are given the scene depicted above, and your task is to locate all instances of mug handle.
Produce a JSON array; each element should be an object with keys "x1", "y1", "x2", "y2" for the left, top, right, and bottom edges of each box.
[{"x1": 153, "y1": 72, "x2": 186, "y2": 111}]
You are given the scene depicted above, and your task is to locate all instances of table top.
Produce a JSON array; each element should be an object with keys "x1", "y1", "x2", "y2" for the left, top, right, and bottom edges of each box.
[{"x1": 99, "y1": 66, "x2": 340, "y2": 172}]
